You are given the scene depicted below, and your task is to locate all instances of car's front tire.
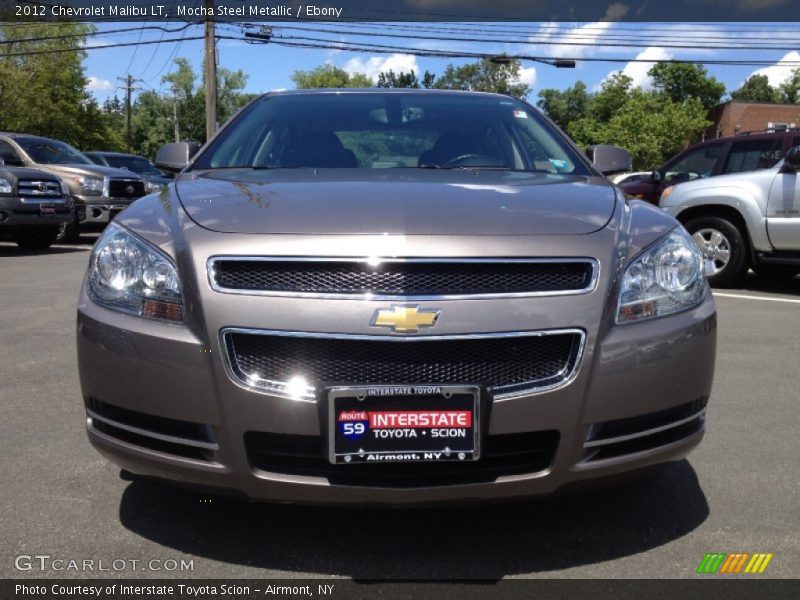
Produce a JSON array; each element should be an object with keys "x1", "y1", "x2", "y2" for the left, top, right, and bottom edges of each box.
[
  {"x1": 685, "y1": 215, "x2": 748, "y2": 288},
  {"x1": 12, "y1": 226, "x2": 60, "y2": 251}
]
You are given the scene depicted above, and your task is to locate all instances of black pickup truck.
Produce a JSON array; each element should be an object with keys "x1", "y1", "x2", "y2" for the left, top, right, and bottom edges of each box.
[{"x1": 0, "y1": 163, "x2": 73, "y2": 250}]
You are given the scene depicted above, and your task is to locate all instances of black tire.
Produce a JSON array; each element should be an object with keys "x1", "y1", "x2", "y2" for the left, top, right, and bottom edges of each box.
[
  {"x1": 11, "y1": 226, "x2": 60, "y2": 251},
  {"x1": 57, "y1": 214, "x2": 81, "y2": 244},
  {"x1": 684, "y1": 215, "x2": 748, "y2": 288},
  {"x1": 754, "y1": 264, "x2": 800, "y2": 280}
]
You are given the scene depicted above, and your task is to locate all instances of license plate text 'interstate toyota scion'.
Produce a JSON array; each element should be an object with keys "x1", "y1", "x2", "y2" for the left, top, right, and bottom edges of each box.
[{"x1": 328, "y1": 385, "x2": 480, "y2": 465}]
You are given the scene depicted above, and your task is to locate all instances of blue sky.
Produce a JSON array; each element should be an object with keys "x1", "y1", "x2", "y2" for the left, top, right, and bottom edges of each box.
[{"x1": 82, "y1": 21, "x2": 800, "y2": 105}]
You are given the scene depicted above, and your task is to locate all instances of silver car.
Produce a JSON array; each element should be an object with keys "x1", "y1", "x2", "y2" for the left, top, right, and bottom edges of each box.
[{"x1": 77, "y1": 90, "x2": 716, "y2": 504}]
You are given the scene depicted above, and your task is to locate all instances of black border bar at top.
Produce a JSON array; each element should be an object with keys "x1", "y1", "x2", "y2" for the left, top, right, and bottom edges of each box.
[{"x1": 4, "y1": 0, "x2": 800, "y2": 22}]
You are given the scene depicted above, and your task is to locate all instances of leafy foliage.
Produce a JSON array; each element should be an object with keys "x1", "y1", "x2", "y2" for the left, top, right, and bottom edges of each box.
[
  {"x1": 291, "y1": 64, "x2": 374, "y2": 88},
  {"x1": 0, "y1": 23, "x2": 121, "y2": 150},
  {"x1": 731, "y1": 74, "x2": 780, "y2": 103},
  {"x1": 648, "y1": 62, "x2": 726, "y2": 112},
  {"x1": 432, "y1": 58, "x2": 530, "y2": 97},
  {"x1": 777, "y1": 67, "x2": 800, "y2": 104}
]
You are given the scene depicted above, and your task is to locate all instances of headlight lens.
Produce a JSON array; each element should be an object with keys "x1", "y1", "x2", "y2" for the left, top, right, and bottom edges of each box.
[
  {"x1": 75, "y1": 176, "x2": 104, "y2": 195},
  {"x1": 0, "y1": 178, "x2": 12, "y2": 194},
  {"x1": 617, "y1": 228, "x2": 706, "y2": 324},
  {"x1": 88, "y1": 222, "x2": 183, "y2": 321},
  {"x1": 145, "y1": 180, "x2": 163, "y2": 194}
]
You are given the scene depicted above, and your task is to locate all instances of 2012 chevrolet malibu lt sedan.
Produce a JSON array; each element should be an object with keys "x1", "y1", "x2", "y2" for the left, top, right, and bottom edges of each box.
[{"x1": 77, "y1": 89, "x2": 716, "y2": 504}]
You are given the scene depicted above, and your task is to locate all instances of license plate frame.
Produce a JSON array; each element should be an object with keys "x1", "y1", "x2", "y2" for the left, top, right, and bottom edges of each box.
[
  {"x1": 38, "y1": 204, "x2": 56, "y2": 216},
  {"x1": 326, "y1": 384, "x2": 481, "y2": 465}
]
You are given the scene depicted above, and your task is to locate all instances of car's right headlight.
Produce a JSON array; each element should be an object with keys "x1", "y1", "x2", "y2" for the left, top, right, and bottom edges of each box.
[
  {"x1": 617, "y1": 228, "x2": 707, "y2": 324},
  {"x1": 88, "y1": 222, "x2": 184, "y2": 322},
  {"x1": 0, "y1": 178, "x2": 12, "y2": 195},
  {"x1": 75, "y1": 176, "x2": 104, "y2": 195}
]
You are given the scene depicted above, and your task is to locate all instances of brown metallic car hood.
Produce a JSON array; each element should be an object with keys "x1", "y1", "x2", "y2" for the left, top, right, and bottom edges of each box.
[{"x1": 175, "y1": 169, "x2": 617, "y2": 236}]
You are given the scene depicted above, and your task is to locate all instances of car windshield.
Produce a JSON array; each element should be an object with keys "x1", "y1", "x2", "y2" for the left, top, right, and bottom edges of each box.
[
  {"x1": 193, "y1": 92, "x2": 589, "y2": 175},
  {"x1": 104, "y1": 155, "x2": 163, "y2": 177},
  {"x1": 16, "y1": 138, "x2": 93, "y2": 165}
]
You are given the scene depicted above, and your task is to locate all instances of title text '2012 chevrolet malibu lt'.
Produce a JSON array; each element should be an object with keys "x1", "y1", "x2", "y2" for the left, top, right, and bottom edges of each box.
[{"x1": 77, "y1": 90, "x2": 716, "y2": 504}]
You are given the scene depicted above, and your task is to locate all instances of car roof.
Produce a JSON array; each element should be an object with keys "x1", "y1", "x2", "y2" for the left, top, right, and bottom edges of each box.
[
  {"x1": 86, "y1": 151, "x2": 143, "y2": 158},
  {"x1": 692, "y1": 130, "x2": 797, "y2": 147},
  {"x1": 264, "y1": 88, "x2": 521, "y2": 100}
]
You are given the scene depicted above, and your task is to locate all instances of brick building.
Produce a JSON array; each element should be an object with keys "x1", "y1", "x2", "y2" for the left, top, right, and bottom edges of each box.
[{"x1": 705, "y1": 101, "x2": 800, "y2": 139}]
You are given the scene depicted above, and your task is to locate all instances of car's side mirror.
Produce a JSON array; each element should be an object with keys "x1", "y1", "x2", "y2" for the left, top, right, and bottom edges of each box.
[
  {"x1": 651, "y1": 170, "x2": 662, "y2": 183},
  {"x1": 780, "y1": 146, "x2": 800, "y2": 173},
  {"x1": 587, "y1": 144, "x2": 633, "y2": 176},
  {"x1": 155, "y1": 142, "x2": 200, "y2": 173}
]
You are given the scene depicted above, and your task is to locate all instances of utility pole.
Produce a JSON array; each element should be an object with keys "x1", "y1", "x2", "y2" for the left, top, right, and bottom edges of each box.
[
  {"x1": 171, "y1": 90, "x2": 180, "y2": 143},
  {"x1": 117, "y1": 75, "x2": 142, "y2": 153},
  {"x1": 204, "y1": 0, "x2": 217, "y2": 142}
]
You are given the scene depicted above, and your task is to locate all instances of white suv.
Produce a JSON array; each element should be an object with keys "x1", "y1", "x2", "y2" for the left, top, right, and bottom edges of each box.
[{"x1": 660, "y1": 146, "x2": 800, "y2": 287}]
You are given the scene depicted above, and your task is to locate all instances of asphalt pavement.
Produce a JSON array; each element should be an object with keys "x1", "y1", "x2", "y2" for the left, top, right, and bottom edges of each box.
[{"x1": 1, "y1": 238, "x2": 798, "y2": 580}]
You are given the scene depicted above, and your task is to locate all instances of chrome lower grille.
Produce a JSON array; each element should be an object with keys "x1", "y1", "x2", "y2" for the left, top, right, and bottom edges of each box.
[
  {"x1": 222, "y1": 329, "x2": 585, "y2": 401},
  {"x1": 208, "y1": 258, "x2": 597, "y2": 299},
  {"x1": 86, "y1": 399, "x2": 218, "y2": 462}
]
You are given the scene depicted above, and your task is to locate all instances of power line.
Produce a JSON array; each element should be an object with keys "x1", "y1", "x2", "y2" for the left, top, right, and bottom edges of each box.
[{"x1": 261, "y1": 23, "x2": 800, "y2": 52}]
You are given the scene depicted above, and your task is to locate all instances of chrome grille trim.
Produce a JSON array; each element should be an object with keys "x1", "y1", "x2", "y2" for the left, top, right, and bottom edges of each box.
[
  {"x1": 17, "y1": 180, "x2": 63, "y2": 198},
  {"x1": 207, "y1": 256, "x2": 600, "y2": 300},
  {"x1": 220, "y1": 327, "x2": 586, "y2": 403}
]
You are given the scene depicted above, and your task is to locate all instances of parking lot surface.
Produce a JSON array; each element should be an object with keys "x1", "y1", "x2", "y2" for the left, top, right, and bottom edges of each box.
[{"x1": 1, "y1": 238, "x2": 798, "y2": 579}]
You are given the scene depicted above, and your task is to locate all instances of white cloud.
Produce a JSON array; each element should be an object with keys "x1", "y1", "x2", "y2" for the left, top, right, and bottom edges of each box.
[
  {"x1": 596, "y1": 46, "x2": 673, "y2": 91},
  {"x1": 620, "y1": 47, "x2": 673, "y2": 88},
  {"x1": 86, "y1": 76, "x2": 113, "y2": 92},
  {"x1": 515, "y1": 66, "x2": 537, "y2": 89},
  {"x1": 747, "y1": 51, "x2": 800, "y2": 88},
  {"x1": 342, "y1": 53, "x2": 420, "y2": 81}
]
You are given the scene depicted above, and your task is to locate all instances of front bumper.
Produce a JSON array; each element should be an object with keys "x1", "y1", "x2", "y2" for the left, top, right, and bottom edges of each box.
[
  {"x1": 74, "y1": 196, "x2": 137, "y2": 225},
  {"x1": 77, "y1": 288, "x2": 716, "y2": 505},
  {"x1": 0, "y1": 196, "x2": 72, "y2": 228}
]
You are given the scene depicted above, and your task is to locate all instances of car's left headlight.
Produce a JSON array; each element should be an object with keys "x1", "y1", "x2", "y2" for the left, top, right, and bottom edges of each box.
[
  {"x1": 88, "y1": 222, "x2": 183, "y2": 322},
  {"x1": 145, "y1": 181, "x2": 163, "y2": 194},
  {"x1": 617, "y1": 228, "x2": 707, "y2": 324},
  {"x1": 0, "y1": 178, "x2": 12, "y2": 195}
]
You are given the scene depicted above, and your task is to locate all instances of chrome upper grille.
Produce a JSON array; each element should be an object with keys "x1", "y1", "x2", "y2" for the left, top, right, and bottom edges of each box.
[
  {"x1": 222, "y1": 329, "x2": 585, "y2": 401},
  {"x1": 209, "y1": 258, "x2": 597, "y2": 299},
  {"x1": 18, "y1": 180, "x2": 63, "y2": 198}
]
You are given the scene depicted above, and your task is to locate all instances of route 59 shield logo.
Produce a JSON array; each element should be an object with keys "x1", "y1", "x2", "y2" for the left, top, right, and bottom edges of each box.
[{"x1": 338, "y1": 410, "x2": 369, "y2": 439}]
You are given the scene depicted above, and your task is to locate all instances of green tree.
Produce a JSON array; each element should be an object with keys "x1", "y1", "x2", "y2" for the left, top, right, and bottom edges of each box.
[
  {"x1": 0, "y1": 22, "x2": 111, "y2": 148},
  {"x1": 377, "y1": 69, "x2": 421, "y2": 88},
  {"x1": 731, "y1": 74, "x2": 780, "y2": 103},
  {"x1": 569, "y1": 91, "x2": 709, "y2": 170},
  {"x1": 291, "y1": 64, "x2": 373, "y2": 88},
  {"x1": 536, "y1": 81, "x2": 590, "y2": 131},
  {"x1": 589, "y1": 73, "x2": 634, "y2": 122},
  {"x1": 432, "y1": 58, "x2": 530, "y2": 96},
  {"x1": 648, "y1": 62, "x2": 726, "y2": 111},
  {"x1": 778, "y1": 67, "x2": 800, "y2": 104}
]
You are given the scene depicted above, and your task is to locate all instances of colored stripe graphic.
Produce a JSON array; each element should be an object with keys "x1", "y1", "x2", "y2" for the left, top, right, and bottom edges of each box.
[
  {"x1": 719, "y1": 553, "x2": 749, "y2": 573},
  {"x1": 697, "y1": 553, "x2": 726, "y2": 574},
  {"x1": 744, "y1": 553, "x2": 773, "y2": 574},
  {"x1": 697, "y1": 552, "x2": 773, "y2": 574}
]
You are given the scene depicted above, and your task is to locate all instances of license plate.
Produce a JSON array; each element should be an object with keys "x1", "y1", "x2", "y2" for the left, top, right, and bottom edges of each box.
[
  {"x1": 39, "y1": 204, "x2": 56, "y2": 215},
  {"x1": 327, "y1": 385, "x2": 480, "y2": 465}
]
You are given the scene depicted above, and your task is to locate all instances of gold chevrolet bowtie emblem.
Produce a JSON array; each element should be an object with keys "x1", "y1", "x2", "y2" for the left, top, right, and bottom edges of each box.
[{"x1": 371, "y1": 305, "x2": 441, "y2": 333}]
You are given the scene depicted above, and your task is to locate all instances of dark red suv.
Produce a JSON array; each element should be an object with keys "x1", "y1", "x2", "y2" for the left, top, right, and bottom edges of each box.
[{"x1": 619, "y1": 130, "x2": 800, "y2": 204}]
